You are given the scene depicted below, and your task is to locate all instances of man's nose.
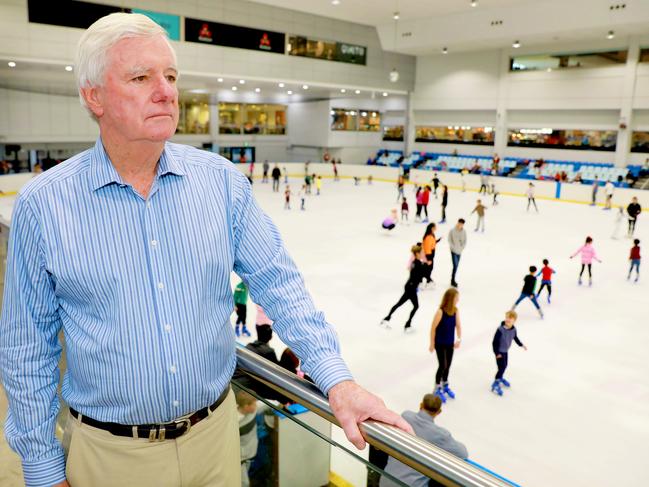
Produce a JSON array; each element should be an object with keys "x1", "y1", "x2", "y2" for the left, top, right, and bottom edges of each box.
[{"x1": 152, "y1": 75, "x2": 177, "y2": 103}]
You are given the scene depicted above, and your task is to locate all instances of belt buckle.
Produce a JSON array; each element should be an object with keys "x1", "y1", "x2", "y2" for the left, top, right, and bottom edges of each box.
[{"x1": 173, "y1": 417, "x2": 192, "y2": 437}]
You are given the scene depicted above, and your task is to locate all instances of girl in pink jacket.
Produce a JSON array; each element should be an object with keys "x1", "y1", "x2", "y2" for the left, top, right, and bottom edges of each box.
[{"x1": 570, "y1": 236, "x2": 602, "y2": 286}]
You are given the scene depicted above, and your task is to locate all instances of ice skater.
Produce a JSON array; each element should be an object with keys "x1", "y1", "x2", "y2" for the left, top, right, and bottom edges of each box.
[
  {"x1": 491, "y1": 310, "x2": 527, "y2": 396},
  {"x1": 628, "y1": 239, "x2": 641, "y2": 283},
  {"x1": 461, "y1": 168, "x2": 468, "y2": 192},
  {"x1": 448, "y1": 219, "x2": 467, "y2": 288},
  {"x1": 401, "y1": 197, "x2": 409, "y2": 222},
  {"x1": 283, "y1": 166, "x2": 288, "y2": 184},
  {"x1": 479, "y1": 172, "x2": 488, "y2": 195},
  {"x1": 428, "y1": 287, "x2": 462, "y2": 403},
  {"x1": 284, "y1": 185, "x2": 291, "y2": 210},
  {"x1": 271, "y1": 163, "x2": 281, "y2": 192},
  {"x1": 396, "y1": 175, "x2": 405, "y2": 202},
  {"x1": 570, "y1": 236, "x2": 602, "y2": 286},
  {"x1": 511, "y1": 266, "x2": 544, "y2": 318},
  {"x1": 381, "y1": 208, "x2": 399, "y2": 231},
  {"x1": 233, "y1": 281, "x2": 251, "y2": 337},
  {"x1": 262, "y1": 160, "x2": 269, "y2": 183},
  {"x1": 526, "y1": 183, "x2": 538, "y2": 212},
  {"x1": 604, "y1": 180, "x2": 614, "y2": 210},
  {"x1": 316, "y1": 175, "x2": 322, "y2": 195},
  {"x1": 612, "y1": 206, "x2": 624, "y2": 239},
  {"x1": 440, "y1": 185, "x2": 449, "y2": 224},
  {"x1": 627, "y1": 197, "x2": 641, "y2": 237},
  {"x1": 432, "y1": 173, "x2": 440, "y2": 198},
  {"x1": 298, "y1": 184, "x2": 306, "y2": 210},
  {"x1": 471, "y1": 199, "x2": 486, "y2": 232},
  {"x1": 536, "y1": 259, "x2": 556, "y2": 304},
  {"x1": 421, "y1": 186, "x2": 431, "y2": 223},
  {"x1": 422, "y1": 223, "x2": 441, "y2": 287},
  {"x1": 381, "y1": 244, "x2": 427, "y2": 330},
  {"x1": 590, "y1": 177, "x2": 599, "y2": 206},
  {"x1": 415, "y1": 187, "x2": 423, "y2": 222}
]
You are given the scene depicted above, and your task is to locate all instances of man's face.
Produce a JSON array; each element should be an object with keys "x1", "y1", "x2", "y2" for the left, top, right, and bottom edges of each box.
[
  {"x1": 456, "y1": 222, "x2": 464, "y2": 230},
  {"x1": 86, "y1": 35, "x2": 179, "y2": 143}
]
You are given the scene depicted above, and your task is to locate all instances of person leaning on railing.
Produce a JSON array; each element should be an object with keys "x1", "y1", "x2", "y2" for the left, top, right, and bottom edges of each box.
[
  {"x1": 0, "y1": 12, "x2": 413, "y2": 487},
  {"x1": 380, "y1": 394, "x2": 468, "y2": 487}
]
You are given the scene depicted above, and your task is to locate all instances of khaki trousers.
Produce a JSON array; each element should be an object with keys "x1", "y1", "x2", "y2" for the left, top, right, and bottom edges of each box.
[{"x1": 63, "y1": 390, "x2": 241, "y2": 487}]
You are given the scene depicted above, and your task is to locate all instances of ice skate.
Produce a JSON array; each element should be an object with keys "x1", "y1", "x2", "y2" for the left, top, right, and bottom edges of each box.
[
  {"x1": 538, "y1": 309, "x2": 544, "y2": 319},
  {"x1": 547, "y1": 295, "x2": 551, "y2": 304},
  {"x1": 380, "y1": 318, "x2": 392, "y2": 329},
  {"x1": 235, "y1": 325, "x2": 240, "y2": 338},
  {"x1": 443, "y1": 383, "x2": 456, "y2": 399},
  {"x1": 578, "y1": 278, "x2": 582, "y2": 286},
  {"x1": 635, "y1": 276, "x2": 639, "y2": 283},
  {"x1": 491, "y1": 380, "x2": 503, "y2": 396},
  {"x1": 588, "y1": 278, "x2": 592, "y2": 287},
  {"x1": 403, "y1": 324, "x2": 414, "y2": 333},
  {"x1": 433, "y1": 386, "x2": 447, "y2": 403},
  {"x1": 241, "y1": 325, "x2": 251, "y2": 337},
  {"x1": 499, "y1": 378, "x2": 511, "y2": 388}
]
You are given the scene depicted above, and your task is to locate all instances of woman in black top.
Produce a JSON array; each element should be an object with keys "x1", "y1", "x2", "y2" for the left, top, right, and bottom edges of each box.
[
  {"x1": 627, "y1": 197, "x2": 642, "y2": 237},
  {"x1": 440, "y1": 185, "x2": 449, "y2": 223},
  {"x1": 381, "y1": 244, "x2": 427, "y2": 331}
]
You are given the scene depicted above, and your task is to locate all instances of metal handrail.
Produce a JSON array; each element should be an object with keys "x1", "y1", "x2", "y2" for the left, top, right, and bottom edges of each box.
[{"x1": 235, "y1": 346, "x2": 512, "y2": 487}]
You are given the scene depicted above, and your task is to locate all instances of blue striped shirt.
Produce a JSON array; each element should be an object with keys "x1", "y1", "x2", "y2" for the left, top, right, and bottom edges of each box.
[{"x1": 0, "y1": 139, "x2": 353, "y2": 487}]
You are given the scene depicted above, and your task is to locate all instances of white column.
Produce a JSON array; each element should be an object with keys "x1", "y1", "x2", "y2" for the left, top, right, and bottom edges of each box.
[
  {"x1": 494, "y1": 49, "x2": 510, "y2": 158},
  {"x1": 404, "y1": 91, "x2": 415, "y2": 155},
  {"x1": 615, "y1": 37, "x2": 640, "y2": 167}
]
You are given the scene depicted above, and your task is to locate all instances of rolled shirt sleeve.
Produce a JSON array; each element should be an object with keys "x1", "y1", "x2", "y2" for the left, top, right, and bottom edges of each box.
[
  {"x1": 230, "y1": 171, "x2": 353, "y2": 395},
  {"x1": 0, "y1": 196, "x2": 66, "y2": 487}
]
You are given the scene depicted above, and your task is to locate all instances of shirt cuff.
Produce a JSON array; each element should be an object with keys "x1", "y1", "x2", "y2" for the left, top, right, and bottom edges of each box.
[
  {"x1": 307, "y1": 355, "x2": 354, "y2": 396},
  {"x1": 22, "y1": 451, "x2": 66, "y2": 487}
]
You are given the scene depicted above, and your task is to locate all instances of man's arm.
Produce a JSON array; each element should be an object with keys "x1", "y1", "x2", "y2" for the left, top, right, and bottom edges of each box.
[
  {"x1": 230, "y1": 171, "x2": 413, "y2": 447},
  {"x1": 0, "y1": 197, "x2": 66, "y2": 487}
]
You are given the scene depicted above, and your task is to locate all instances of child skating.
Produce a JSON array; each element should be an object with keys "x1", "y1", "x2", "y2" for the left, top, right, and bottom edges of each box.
[
  {"x1": 298, "y1": 184, "x2": 306, "y2": 210},
  {"x1": 381, "y1": 208, "x2": 399, "y2": 231},
  {"x1": 570, "y1": 236, "x2": 602, "y2": 286},
  {"x1": 233, "y1": 281, "x2": 251, "y2": 337},
  {"x1": 381, "y1": 244, "x2": 427, "y2": 330},
  {"x1": 401, "y1": 197, "x2": 409, "y2": 222},
  {"x1": 471, "y1": 199, "x2": 486, "y2": 232},
  {"x1": 511, "y1": 266, "x2": 544, "y2": 318},
  {"x1": 526, "y1": 183, "x2": 538, "y2": 212},
  {"x1": 536, "y1": 259, "x2": 556, "y2": 303},
  {"x1": 284, "y1": 185, "x2": 291, "y2": 210},
  {"x1": 316, "y1": 175, "x2": 322, "y2": 195},
  {"x1": 491, "y1": 310, "x2": 527, "y2": 396},
  {"x1": 428, "y1": 287, "x2": 462, "y2": 403},
  {"x1": 628, "y1": 239, "x2": 641, "y2": 282}
]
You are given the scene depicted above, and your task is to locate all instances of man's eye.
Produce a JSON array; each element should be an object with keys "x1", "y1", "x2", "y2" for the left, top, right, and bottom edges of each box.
[
  {"x1": 166, "y1": 75, "x2": 177, "y2": 83},
  {"x1": 133, "y1": 75, "x2": 147, "y2": 82}
]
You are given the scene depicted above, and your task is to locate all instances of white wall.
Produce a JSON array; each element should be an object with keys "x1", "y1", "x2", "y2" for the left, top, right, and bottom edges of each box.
[{"x1": 288, "y1": 101, "x2": 330, "y2": 148}]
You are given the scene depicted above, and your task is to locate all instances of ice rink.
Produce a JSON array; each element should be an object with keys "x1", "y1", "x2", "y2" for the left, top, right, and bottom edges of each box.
[{"x1": 245, "y1": 175, "x2": 649, "y2": 487}]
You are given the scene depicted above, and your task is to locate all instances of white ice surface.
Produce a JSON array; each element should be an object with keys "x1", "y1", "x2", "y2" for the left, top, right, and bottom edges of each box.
[{"x1": 240, "y1": 177, "x2": 649, "y2": 487}]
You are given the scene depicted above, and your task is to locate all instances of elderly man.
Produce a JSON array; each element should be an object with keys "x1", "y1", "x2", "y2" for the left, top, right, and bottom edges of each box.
[{"x1": 0, "y1": 13, "x2": 410, "y2": 487}]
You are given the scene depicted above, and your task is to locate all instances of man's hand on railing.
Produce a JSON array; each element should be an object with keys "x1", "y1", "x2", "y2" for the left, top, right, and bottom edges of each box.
[{"x1": 328, "y1": 380, "x2": 415, "y2": 449}]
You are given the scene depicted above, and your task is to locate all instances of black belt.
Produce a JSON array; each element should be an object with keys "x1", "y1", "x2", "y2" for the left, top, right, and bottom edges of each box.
[{"x1": 69, "y1": 386, "x2": 230, "y2": 441}]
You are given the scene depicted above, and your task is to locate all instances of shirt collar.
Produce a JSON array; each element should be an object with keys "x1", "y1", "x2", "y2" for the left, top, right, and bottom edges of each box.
[{"x1": 90, "y1": 139, "x2": 186, "y2": 192}]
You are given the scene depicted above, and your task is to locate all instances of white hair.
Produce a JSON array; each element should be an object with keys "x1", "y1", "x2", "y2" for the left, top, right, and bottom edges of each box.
[{"x1": 75, "y1": 12, "x2": 177, "y2": 114}]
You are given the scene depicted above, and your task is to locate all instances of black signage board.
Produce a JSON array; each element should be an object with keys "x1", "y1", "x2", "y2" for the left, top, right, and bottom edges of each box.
[
  {"x1": 185, "y1": 18, "x2": 285, "y2": 55},
  {"x1": 27, "y1": 0, "x2": 125, "y2": 30}
]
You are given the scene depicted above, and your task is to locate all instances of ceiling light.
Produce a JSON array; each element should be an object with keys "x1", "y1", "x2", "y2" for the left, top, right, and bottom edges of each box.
[
  {"x1": 389, "y1": 68, "x2": 399, "y2": 82},
  {"x1": 287, "y1": 90, "x2": 293, "y2": 95},
  {"x1": 254, "y1": 88, "x2": 260, "y2": 93},
  {"x1": 355, "y1": 89, "x2": 361, "y2": 94},
  {"x1": 65, "y1": 65, "x2": 73, "y2": 71},
  {"x1": 278, "y1": 82, "x2": 285, "y2": 88},
  {"x1": 442, "y1": 47, "x2": 448, "y2": 54},
  {"x1": 361, "y1": 112, "x2": 368, "y2": 117},
  {"x1": 607, "y1": 30, "x2": 615, "y2": 39},
  {"x1": 471, "y1": 0, "x2": 478, "y2": 6},
  {"x1": 547, "y1": 68, "x2": 553, "y2": 72},
  {"x1": 217, "y1": 78, "x2": 224, "y2": 82},
  {"x1": 382, "y1": 92, "x2": 388, "y2": 97},
  {"x1": 8, "y1": 61, "x2": 16, "y2": 67},
  {"x1": 393, "y1": 12, "x2": 400, "y2": 20},
  {"x1": 512, "y1": 40, "x2": 521, "y2": 48},
  {"x1": 302, "y1": 84, "x2": 309, "y2": 90},
  {"x1": 239, "y1": 79, "x2": 246, "y2": 84},
  {"x1": 340, "y1": 88, "x2": 346, "y2": 93},
  {"x1": 231, "y1": 86, "x2": 238, "y2": 91},
  {"x1": 332, "y1": 0, "x2": 340, "y2": 4}
]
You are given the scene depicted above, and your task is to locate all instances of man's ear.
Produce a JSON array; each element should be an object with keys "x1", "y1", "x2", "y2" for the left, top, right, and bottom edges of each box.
[{"x1": 81, "y1": 86, "x2": 104, "y2": 118}]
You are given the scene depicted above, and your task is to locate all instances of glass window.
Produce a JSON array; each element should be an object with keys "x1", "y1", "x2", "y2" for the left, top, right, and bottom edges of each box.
[
  {"x1": 358, "y1": 110, "x2": 381, "y2": 132},
  {"x1": 288, "y1": 35, "x2": 367, "y2": 65},
  {"x1": 263, "y1": 104, "x2": 287, "y2": 135},
  {"x1": 631, "y1": 131, "x2": 649, "y2": 153},
  {"x1": 415, "y1": 126, "x2": 495, "y2": 145},
  {"x1": 219, "y1": 103, "x2": 242, "y2": 134},
  {"x1": 383, "y1": 126, "x2": 404, "y2": 141},
  {"x1": 330, "y1": 108, "x2": 357, "y2": 131},
  {"x1": 507, "y1": 128, "x2": 617, "y2": 151},
  {"x1": 177, "y1": 95, "x2": 210, "y2": 134},
  {"x1": 639, "y1": 48, "x2": 649, "y2": 63},
  {"x1": 510, "y1": 50, "x2": 627, "y2": 72}
]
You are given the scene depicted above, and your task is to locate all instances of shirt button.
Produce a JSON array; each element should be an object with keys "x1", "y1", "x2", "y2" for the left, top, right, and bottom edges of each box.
[
  {"x1": 172, "y1": 400, "x2": 179, "y2": 407},
  {"x1": 169, "y1": 365, "x2": 177, "y2": 374},
  {"x1": 158, "y1": 282, "x2": 164, "y2": 289},
  {"x1": 151, "y1": 240, "x2": 158, "y2": 247},
  {"x1": 164, "y1": 324, "x2": 171, "y2": 332},
  {"x1": 146, "y1": 201, "x2": 152, "y2": 208}
]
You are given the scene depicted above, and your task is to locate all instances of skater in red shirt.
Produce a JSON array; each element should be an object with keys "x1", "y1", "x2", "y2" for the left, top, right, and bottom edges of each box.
[
  {"x1": 535, "y1": 259, "x2": 556, "y2": 303},
  {"x1": 628, "y1": 239, "x2": 641, "y2": 283}
]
